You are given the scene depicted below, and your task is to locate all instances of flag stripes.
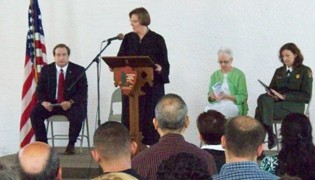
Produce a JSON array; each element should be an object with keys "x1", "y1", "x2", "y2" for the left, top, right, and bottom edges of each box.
[{"x1": 20, "y1": 0, "x2": 47, "y2": 148}]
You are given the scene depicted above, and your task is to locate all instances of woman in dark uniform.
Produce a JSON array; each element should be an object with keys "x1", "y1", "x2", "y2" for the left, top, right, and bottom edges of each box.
[
  {"x1": 117, "y1": 7, "x2": 170, "y2": 145},
  {"x1": 255, "y1": 42, "x2": 312, "y2": 149}
]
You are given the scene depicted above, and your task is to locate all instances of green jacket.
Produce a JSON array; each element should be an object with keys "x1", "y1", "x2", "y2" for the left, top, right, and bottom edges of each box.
[
  {"x1": 208, "y1": 67, "x2": 248, "y2": 115},
  {"x1": 269, "y1": 64, "x2": 313, "y2": 113}
]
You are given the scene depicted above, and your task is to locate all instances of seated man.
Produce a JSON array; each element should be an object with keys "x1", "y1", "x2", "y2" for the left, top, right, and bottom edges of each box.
[
  {"x1": 197, "y1": 110, "x2": 226, "y2": 172},
  {"x1": 212, "y1": 116, "x2": 278, "y2": 179},
  {"x1": 91, "y1": 121, "x2": 141, "y2": 180},
  {"x1": 17, "y1": 142, "x2": 61, "y2": 180},
  {"x1": 30, "y1": 43, "x2": 88, "y2": 155},
  {"x1": 132, "y1": 93, "x2": 217, "y2": 180}
]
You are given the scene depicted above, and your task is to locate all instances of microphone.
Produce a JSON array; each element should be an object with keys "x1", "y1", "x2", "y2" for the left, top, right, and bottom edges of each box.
[{"x1": 102, "y1": 33, "x2": 124, "y2": 42}]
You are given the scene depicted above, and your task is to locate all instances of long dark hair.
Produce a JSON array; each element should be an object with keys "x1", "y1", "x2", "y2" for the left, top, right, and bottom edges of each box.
[
  {"x1": 279, "y1": 42, "x2": 303, "y2": 67},
  {"x1": 277, "y1": 113, "x2": 315, "y2": 179}
]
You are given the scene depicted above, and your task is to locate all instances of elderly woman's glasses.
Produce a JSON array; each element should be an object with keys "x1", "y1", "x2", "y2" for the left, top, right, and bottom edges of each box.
[{"x1": 218, "y1": 60, "x2": 230, "y2": 64}]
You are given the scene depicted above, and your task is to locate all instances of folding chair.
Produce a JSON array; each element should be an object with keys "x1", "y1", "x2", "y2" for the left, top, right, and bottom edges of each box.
[
  {"x1": 46, "y1": 115, "x2": 90, "y2": 153},
  {"x1": 108, "y1": 88, "x2": 122, "y2": 122}
]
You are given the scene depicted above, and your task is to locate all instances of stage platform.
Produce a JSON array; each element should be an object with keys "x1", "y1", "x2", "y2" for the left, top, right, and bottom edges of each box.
[{"x1": 0, "y1": 147, "x2": 101, "y2": 180}]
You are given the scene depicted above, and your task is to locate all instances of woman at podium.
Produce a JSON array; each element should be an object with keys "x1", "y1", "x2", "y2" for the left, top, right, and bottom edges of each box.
[
  {"x1": 117, "y1": 7, "x2": 170, "y2": 146},
  {"x1": 204, "y1": 48, "x2": 248, "y2": 118}
]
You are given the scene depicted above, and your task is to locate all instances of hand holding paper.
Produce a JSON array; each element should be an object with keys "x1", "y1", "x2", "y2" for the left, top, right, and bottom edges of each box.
[
  {"x1": 258, "y1": 79, "x2": 285, "y2": 100},
  {"x1": 270, "y1": 89, "x2": 285, "y2": 100},
  {"x1": 42, "y1": 101, "x2": 53, "y2": 112},
  {"x1": 212, "y1": 83, "x2": 224, "y2": 98}
]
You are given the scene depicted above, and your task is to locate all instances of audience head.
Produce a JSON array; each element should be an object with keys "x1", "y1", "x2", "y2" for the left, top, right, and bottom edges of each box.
[
  {"x1": 129, "y1": 7, "x2": 151, "y2": 26},
  {"x1": 156, "y1": 152, "x2": 210, "y2": 180},
  {"x1": 0, "y1": 162, "x2": 20, "y2": 180},
  {"x1": 277, "y1": 113, "x2": 315, "y2": 179},
  {"x1": 281, "y1": 113, "x2": 313, "y2": 148},
  {"x1": 197, "y1": 110, "x2": 227, "y2": 145},
  {"x1": 17, "y1": 142, "x2": 61, "y2": 180},
  {"x1": 222, "y1": 116, "x2": 266, "y2": 160},
  {"x1": 217, "y1": 48, "x2": 233, "y2": 73},
  {"x1": 92, "y1": 121, "x2": 136, "y2": 163},
  {"x1": 279, "y1": 42, "x2": 303, "y2": 67},
  {"x1": 95, "y1": 172, "x2": 138, "y2": 180},
  {"x1": 154, "y1": 93, "x2": 189, "y2": 134}
]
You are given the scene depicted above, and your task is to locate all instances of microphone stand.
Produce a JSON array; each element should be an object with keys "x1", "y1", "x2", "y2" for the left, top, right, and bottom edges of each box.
[{"x1": 68, "y1": 41, "x2": 112, "y2": 127}]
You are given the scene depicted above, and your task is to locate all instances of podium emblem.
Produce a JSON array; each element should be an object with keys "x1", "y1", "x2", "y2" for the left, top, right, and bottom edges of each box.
[{"x1": 114, "y1": 66, "x2": 137, "y2": 95}]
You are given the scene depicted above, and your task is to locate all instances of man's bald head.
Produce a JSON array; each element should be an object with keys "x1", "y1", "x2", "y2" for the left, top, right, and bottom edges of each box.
[
  {"x1": 224, "y1": 116, "x2": 266, "y2": 158},
  {"x1": 155, "y1": 93, "x2": 188, "y2": 133},
  {"x1": 17, "y1": 142, "x2": 60, "y2": 180}
]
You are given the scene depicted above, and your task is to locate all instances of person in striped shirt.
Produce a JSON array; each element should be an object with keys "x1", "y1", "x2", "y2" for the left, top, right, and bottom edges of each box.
[{"x1": 132, "y1": 93, "x2": 217, "y2": 180}]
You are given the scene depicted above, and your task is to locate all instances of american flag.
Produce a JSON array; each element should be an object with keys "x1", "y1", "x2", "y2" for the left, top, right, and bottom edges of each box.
[{"x1": 20, "y1": 0, "x2": 47, "y2": 148}]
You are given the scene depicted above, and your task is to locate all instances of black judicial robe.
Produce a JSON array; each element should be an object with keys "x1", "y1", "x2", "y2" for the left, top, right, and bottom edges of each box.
[{"x1": 117, "y1": 29, "x2": 170, "y2": 145}]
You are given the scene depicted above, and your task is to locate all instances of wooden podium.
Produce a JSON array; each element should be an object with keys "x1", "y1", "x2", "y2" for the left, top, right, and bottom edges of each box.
[{"x1": 102, "y1": 56, "x2": 155, "y2": 151}]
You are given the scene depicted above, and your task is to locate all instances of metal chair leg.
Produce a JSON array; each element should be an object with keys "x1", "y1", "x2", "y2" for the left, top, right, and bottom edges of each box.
[
  {"x1": 85, "y1": 117, "x2": 90, "y2": 150},
  {"x1": 274, "y1": 123, "x2": 280, "y2": 151},
  {"x1": 51, "y1": 120, "x2": 55, "y2": 147},
  {"x1": 79, "y1": 119, "x2": 85, "y2": 153}
]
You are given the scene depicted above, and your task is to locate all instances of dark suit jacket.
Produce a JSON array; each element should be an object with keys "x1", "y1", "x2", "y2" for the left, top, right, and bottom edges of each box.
[
  {"x1": 203, "y1": 148, "x2": 225, "y2": 173},
  {"x1": 269, "y1": 64, "x2": 312, "y2": 113},
  {"x1": 36, "y1": 62, "x2": 88, "y2": 109}
]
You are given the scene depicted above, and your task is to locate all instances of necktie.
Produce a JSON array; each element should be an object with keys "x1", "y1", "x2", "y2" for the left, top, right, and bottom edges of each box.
[
  {"x1": 57, "y1": 69, "x2": 65, "y2": 103},
  {"x1": 287, "y1": 70, "x2": 291, "y2": 77}
]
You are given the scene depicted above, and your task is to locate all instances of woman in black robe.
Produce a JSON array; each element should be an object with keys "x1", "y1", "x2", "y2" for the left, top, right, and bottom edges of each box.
[{"x1": 117, "y1": 7, "x2": 170, "y2": 145}]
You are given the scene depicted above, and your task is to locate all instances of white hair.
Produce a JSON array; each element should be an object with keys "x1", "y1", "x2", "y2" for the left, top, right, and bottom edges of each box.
[{"x1": 217, "y1": 48, "x2": 233, "y2": 60}]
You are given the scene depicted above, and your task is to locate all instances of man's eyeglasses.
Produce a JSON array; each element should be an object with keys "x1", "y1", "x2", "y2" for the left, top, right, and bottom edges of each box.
[{"x1": 218, "y1": 60, "x2": 230, "y2": 64}]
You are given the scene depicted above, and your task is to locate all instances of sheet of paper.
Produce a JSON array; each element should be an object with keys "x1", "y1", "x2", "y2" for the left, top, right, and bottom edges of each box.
[{"x1": 212, "y1": 83, "x2": 224, "y2": 97}]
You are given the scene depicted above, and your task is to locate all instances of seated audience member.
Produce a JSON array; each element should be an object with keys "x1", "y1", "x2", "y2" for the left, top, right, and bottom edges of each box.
[
  {"x1": 17, "y1": 142, "x2": 61, "y2": 180},
  {"x1": 0, "y1": 162, "x2": 20, "y2": 180},
  {"x1": 212, "y1": 116, "x2": 278, "y2": 180},
  {"x1": 156, "y1": 152, "x2": 211, "y2": 180},
  {"x1": 91, "y1": 121, "x2": 141, "y2": 180},
  {"x1": 255, "y1": 43, "x2": 312, "y2": 149},
  {"x1": 30, "y1": 43, "x2": 88, "y2": 155},
  {"x1": 205, "y1": 48, "x2": 248, "y2": 118},
  {"x1": 132, "y1": 93, "x2": 217, "y2": 180},
  {"x1": 260, "y1": 113, "x2": 315, "y2": 179},
  {"x1": 197, "y1": 110, "x2": 226, "y2": 172}
]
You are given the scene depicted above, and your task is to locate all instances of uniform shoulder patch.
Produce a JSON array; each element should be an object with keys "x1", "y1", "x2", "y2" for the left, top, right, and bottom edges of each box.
[{"x1": 308, "y1": 69, "x2": 313, "y2": 78}]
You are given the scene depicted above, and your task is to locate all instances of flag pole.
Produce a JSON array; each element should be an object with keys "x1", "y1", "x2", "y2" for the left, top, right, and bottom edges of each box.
[{"x1": 30, "y1": 0, "x2": 39, "y2": 83}]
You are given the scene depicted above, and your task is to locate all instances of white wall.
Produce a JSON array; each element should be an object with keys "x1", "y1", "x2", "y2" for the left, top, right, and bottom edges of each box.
[{"x1": 1, "y1": 0, "x2": 314, "y2": 156}]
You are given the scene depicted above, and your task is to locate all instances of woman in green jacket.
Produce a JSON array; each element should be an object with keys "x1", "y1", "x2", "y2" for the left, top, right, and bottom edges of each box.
[{"x1": 205, "y1": 48, "x2": 248, "y2": 118}]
